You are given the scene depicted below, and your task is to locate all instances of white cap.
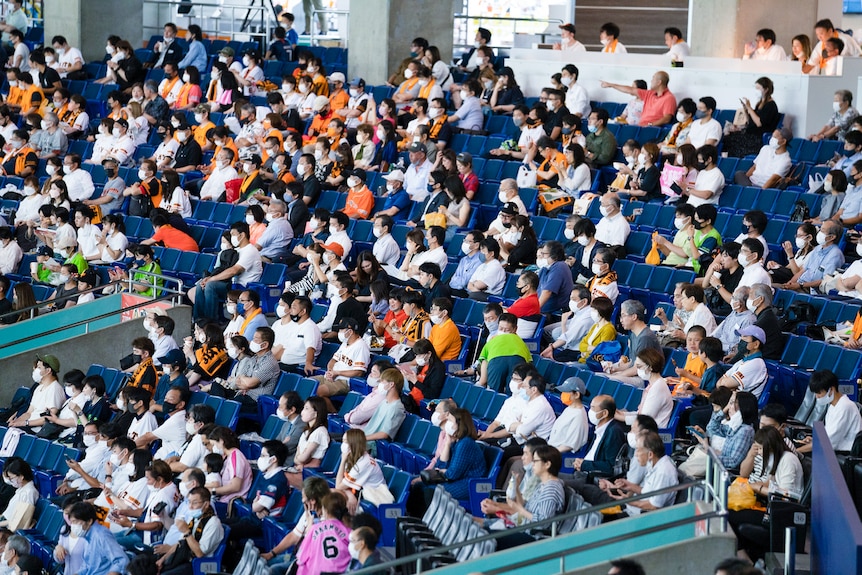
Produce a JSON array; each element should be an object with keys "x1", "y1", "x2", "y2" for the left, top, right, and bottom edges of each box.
[
  {"x1": 383, "y1": 169, "x2": 405, "y2": 182},
  {"x1": 328, "y1": 72, "x2": 346, "y2": 83}
]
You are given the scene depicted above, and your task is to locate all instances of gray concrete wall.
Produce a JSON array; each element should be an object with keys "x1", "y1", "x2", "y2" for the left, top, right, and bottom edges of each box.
[
  {"x1": 566, "y1": 532, "x2": 737, "y2": 575},
  {"x1": 690, "y1": 0, "x2": 818, "y2": 58},
  {"x1": 348, "y1": 0, "x2": 454, "y2": 86},
  {"x1": 0, "y1": 305, "x2": 191, "y2": 406},
  {"x1": 44, "y1": 0, "x2": 144, "y2": 64}
]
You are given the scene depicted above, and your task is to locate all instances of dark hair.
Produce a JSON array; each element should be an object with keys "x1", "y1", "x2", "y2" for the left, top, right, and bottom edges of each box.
[
  {"x1": 809, "y1": 369, "x2": 839, "y2": 394},
  {"x1": 699, "y1": 337, "x2": 724, "y2": 363},
  {"x1": 480, "y1": 237, "x2": 501, "y2": 259},
  {"x1": 204, "y1": 452, "x2": 224, "y2": 474},
  {"x1": 720, "y1": 241, "x2": 741, "y2": 259},
  {"x1": 699, "y1": 96, "x2": 717, "y2": 113},
  {"x1": 3, "y1": 457, "x2": 33, "y2": 482},
  {"x1": 573, "y1": 218, "x2": 596, "y2": 238},
  {"x1": 304, "y1": 397, "x2": 328, "y2": 432},
  {"x1": 760, "y1": 403, "x2": 788, "y2": 425},
  {"x1": 635, "y1": 414, "x2": 659, "y2": 435},
  {"x1": 591, "y1": 296, "x2": 614, "y2": 321},
  {"x1": 664, "y1": 27, "x2": 683, "y2": 39},
  {"x1": 600, "y1": 22, "x2": 621, "y2": 39},
  {"x1": 735, "y1": 391, "x2": 760, "y2": 428},
  {"x1": 743, "y1": 210, "x2": 768, "y2": 234},
  {"x1": 741, "y1": 237, "x2": 764, "y2": 260},
  {"x1": 533, "y1": 445, "x2": 562, "y2": 476}
]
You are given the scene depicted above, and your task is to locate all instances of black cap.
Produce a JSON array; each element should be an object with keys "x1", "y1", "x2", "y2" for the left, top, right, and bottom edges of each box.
[
  {"x1": 349, "y1": 168, "x2": 367, "y2": 182},
  {"x1": 36, "y1": 245, "x2": 54, "y2": 257},
  {"x1": 333, "y1": 318, "x2": 360, "y2": 332},
  {"x1": 500, "y1": 202, "x2": 519, "y2": 215}
]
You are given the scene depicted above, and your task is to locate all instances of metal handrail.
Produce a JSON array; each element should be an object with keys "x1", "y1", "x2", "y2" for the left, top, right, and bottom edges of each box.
[
  {"x1": 350, "y1": 462, "x2": 729, "y2": 575},
  {"x1": 141, "y1": 0, "x2": 275, "y2": 45},
  {"x1": 309, "y1": 9, "x2": 349, "y2": 49},
  {"x1": 0, "y1": 269, "x2": 184, "y2": 325}
]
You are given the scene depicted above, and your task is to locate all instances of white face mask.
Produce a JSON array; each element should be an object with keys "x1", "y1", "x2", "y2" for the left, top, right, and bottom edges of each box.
[
  {"x1": 591, "y1": 263, "x2": 604, "y2": 276},
  {"x1": 856, "y1": 242, "x2": 862, "y2": 258},
  {"x1": 460, "y1": 90, "x2": 468, "y2": 100},
  {"x1": 249, "y1": 340, "x2": 263, "y2": 353},
  {"x1": 138, "y1": 169, "x2": 148, "y2": 180},
  {"x1": 429, "y1": 314, "x2": 442, "y2": 325},
  {"x1": 179, "y1": 481, "x2": 190, "y2": 498},
  {"x1": 445, "y1": 421, "x2": 457, "y2": 436},
  {"x1": 70, "y1": 523, "x2": 85, "y2": 537},
  {"x1": 816, "y1": 390, "x2": 835, "y2": 406},
  {"x1": 404, "y1": 68, "x2": 414, "y2": 79},
  {"x1": 257, "y1": 455, "x2": 273, "y2": 471},
  {"x1": 569, "y1": 300, "x2": 581, "y2": 313},
  {"x1": 746, "y1": 297, "x2": 759, "y2": 312},
  {"x1": 834, "y1": 101, "x2": 842, "y2": 113},
  {"x1": 673, "y1": 217, "x2": 687, "y2": 230},
  {"x1": 563, "y1": 228, "x2": 575, "y2": 240},
  {"x1": 461, "y1": 241, "x2": 472, "y2": 255},
  {"x1": 245, "y1": 214, "x2": 255, "y2": 225},
  {"x1": 561, "y1": 76, "x2": 572, "y2": 87},
  {"x1": 535, "y1": 258, "x2": 549, "y2": 269},
  {"x1": 676, "y1": 111, "x2": 686, "y2": 122},
  {"x1": 348, "y1": 542, "x2": 360, "y2": 560},
  {"x1": 637, "y1": 367, "x2": 650, "y2": 380},
  {"x1": 110, "y1": 452, "x2": 123, "y2": 467},
  {"x1": 186, "y1": 421, "x2": 198, "y2": 435},
  {"x1": 231, "y1": 236, "x2": 241, "y2": 248},
  {"x1": 338, "y1": 330, "x2": 349, "y2": 343},
  {"x1": 32, "y1": 367, "x2": 43, "y2": 383},
  {"x1": 795, "y1": 237, "x2": 807, "y2": 250},
  {"x1": 416, "y1": 354, "x2": 428, "y2": 366},
  {"x1": 627, "y1": 431, "x2": 638, "y2": 449},
  {"x1": 816, "y1": 231, "x2": 828, "y2": 246},
  {"x1": 428, "y1": 107, "x2": 442, "y2": 119},
  {"x1": 431, "y1": 412, "x2": 443, "y2": 426},
  {"x1": 276, "y1": 305, "x2": 287, "y2": 318},
  {"x1": 599, "y1": 206, "x2": 611, "y2": 217},
  {"x1": 226, "y1": 302, "x2": 237, "y2": 315},
  {"x1": 588, "y1": 409, "x2": 601, "y2": 426},
  {"x1": 737, "y1": 253, "x2": 751, "y2": 267},
  {"x1": 727, "y1": 409, "x2": 744, "y2": 430},
  {"x1": 176, "y1": 131, "x2": 188, "y2": 143},
  {"x1": 65, "y1": 385, "x2": 75, "y2": 397},
  {"x1": 590, "y1": 308, "x2": 601, "y2": 323},
  {"x1": 83, "y1": 434, "x2": 97, "y2": 448},
  {"x1": 638, "y1": 152, "x2": 647, "y2": 165},
  {"x1": 226, "y1": 345, "x2": 238, "y2": 359}
]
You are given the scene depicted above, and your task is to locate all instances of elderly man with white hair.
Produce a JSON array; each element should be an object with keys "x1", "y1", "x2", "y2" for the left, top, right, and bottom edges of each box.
[
  {"x1": 32, "y1": 112, "x2": 68, "y2": 159},
  {"x1": 253, "y1": 199, "x2": 294, "y2": 263},
  {"x1": 709, "y1": 286, "x2": 756, "y2": 354}
]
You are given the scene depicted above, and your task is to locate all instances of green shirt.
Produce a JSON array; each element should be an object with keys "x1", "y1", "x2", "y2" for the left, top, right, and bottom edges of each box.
[
  {"x1": 132, "y1": 261, "x2": 164, "y2": 297},
  {"x1": 478, "y1": 333, "x2": 532, "y2": 364},
  {"x1": 585, "y1": 129, "x2": 618, "y2": 167},
  {"x1": 63, "y1": 252, "x2": 88, "y2": 275},
  {"x1": 692, "y1": 228, "x2": 722, "y2": 274}
]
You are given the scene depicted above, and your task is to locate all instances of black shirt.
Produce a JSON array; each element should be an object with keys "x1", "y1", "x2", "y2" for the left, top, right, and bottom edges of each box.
[
  {"x1": 302, "y1": 174, "x2": 321, "y2": 206},
  {"x1": 423, "y1": 279, "x2": 452, "y2": 311},
  {"x1": 0, "y1": 297, "x2": 13, "y2": 324},
  {"x1": 37, "y1": 66, "x2": 61, "y2": 91},
  {"x1": 705, "y1": 266, "x2": 744, "y2": 316},
  {"x1": 174, "y1": 139, "x2": 202, "y2": 170},
  {"x1": 544, "y1": 105, "x2": 570, "y2": 139},
  {"x1": 333, "y1": 297, "x2": 368, "y2": 334}
]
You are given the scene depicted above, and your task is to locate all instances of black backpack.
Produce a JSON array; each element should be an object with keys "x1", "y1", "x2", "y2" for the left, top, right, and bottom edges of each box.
[{"x1": 779, "y1": 301, "x2": 817, "y2": 333}]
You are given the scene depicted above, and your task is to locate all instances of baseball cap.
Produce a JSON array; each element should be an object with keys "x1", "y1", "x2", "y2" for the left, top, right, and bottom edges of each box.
[
  {"x1": 456, "y1": 152, "x2": 473, "y2": 165},
  {"x1": 312, "y1": 95, "x2": 330, "y2": 112},
  {"x1": 328, "y1": 72, "x2": 346, "y2": 84},
  {"x1": 157, "y1": 348, "x2": 187, "y2": 370},
  {"x1": 735, "y1": 325, "x2": 766, "y2": 344},
  {"x1": 36, "y1": 354, "x2": 60, "y2": 373},
  {"x1": 322, "y1": 242, "x2": 345, "y2": 258},
  {"x1": 349, "y1": 77, "x2": 365, "y2": 88},
  {"x1": 333, "y1": 317, "x2": 360, "y2": 332},
  {"x1": 349, "y1": 168, "x2": 367, "y2": 182},
  {"x1": 218, "y1": 46, "x2": 235, "y2": 57},
  {"x1": 36, "y1": 245, "x2": 53, "y2": 257},
  {"x1": 383, "y1": 169, "x2": 404, "y2": 182},
  {"x1": 408, "y1": 142, "x2": 425, "y2": 153},
  {"x1": 556, "y1": 376, "x2": 588, "y2": 395},
  {"x1": 500, "y1": 202, "x2": 519, "y2": 216},
  {"x1": 101, "y1": 156, "x2": 119, "y2": 166}
]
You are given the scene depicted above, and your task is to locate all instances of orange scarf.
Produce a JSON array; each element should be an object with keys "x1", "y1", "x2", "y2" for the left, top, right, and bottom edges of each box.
[{"x1": 239, "y1": 307, "x2": 262, "y2": 334}]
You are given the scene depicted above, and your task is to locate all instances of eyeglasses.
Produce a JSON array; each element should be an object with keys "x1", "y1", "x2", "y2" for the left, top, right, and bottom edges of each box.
[{"x1": 532, "y1": 458, "x2": 543, "y2": 463}]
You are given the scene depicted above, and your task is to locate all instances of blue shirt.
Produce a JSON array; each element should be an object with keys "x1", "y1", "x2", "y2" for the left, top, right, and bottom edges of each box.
[
  {"x1": 177, "y1": 39, "x2": 208, "y2": 72},
  {"x1": 840, "y1": 185, "x2": 862, "y2": 219},
  {"x1": 256, "y1": 216, "x2": 294, "y2": 259},
  {"x1": 799, "y1": 243, "x2": 845, "y2": 284},
  {"x1": 382, "y1": 188, "x2": 411, "y2": 215},
  {"x1": 449, "y1": 251, "x2": 483, "y2": 290},
  {"x1": 454, "y1": 96, "x2": 484, "y2": 131},
  {"x1": 80, "y1": 523, "x2": 129, "y2": 575},
  {"x1": 833, "y1": 151, "x2": 862, "y2": 176},
  {"x1": 538, "y1": 261, "x2": 574, "y2": 314}
]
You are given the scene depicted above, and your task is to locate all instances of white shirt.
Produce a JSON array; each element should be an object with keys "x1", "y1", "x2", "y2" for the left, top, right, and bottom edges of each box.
[
  {"x1": 153, "y1": 409, "x2": 188, "y2": 459},
  {"x1": 744, "y1": 44, "x2": 787, "y2": 61},
  {"x1": 273, "y1": 317, "x2": 323, "y2": 365},
  {"x1": 142, "y1": 483, "x2": 178, "y2": 545},
  {"x1": 839, "y1": 260, "x2": 862, "y2": 297},
  {"x1": 595, "y1": 212, "x2": 631, "y2": 247},
  {"x1": 469, "y1": 258, "x2": 506, "y2": 295},
  {"x1": 517, "y1": 124, "x2": 546, "y2": 151},
  {"x1": 687, "y1": 118, "x2": 722, "y2": 149},
  {"x1": 373, "y1": 233, "x2": 401, "y2": 268},
  {"x1": 30, "y1": 380, "x2": 66, "y2": 424},
  {"x1": 57, "y1": 46, "x2": 84, "y2": 79},
  {"x1": 297, "y1": 426, "x2": 330, "y2": 460},
  {"x1": 727, "y1": 355, "x2": 768, "y2": 398},
  {"x1": 495, "y1": 395, "x2": 528, "y2": 430},
  {"x1": 750, "y1": 146, "x2": 792, "y2": 187},
  {"x1": 15, "y1": 193, "x2": 44, "y2": 225},
  {"x1": 664, "y1": 41, "x2": 691, "y2": 61},
  {"x1": 548, "y1": 405, "x2": 589, "y2": 452},
  {"x1": 738, "y1": 262, "x2": 772, "y2": 289},
  {"x1": 179, "y1": 433, "x2": 210, "y2": 470},
  {"x1": 0, "y1": 239, "x2": 22, "y2": 275},
  {"x1": 330, "y1": 338, "x2": 370, "y2": 379},
  {"x1": 585, "y1": 420, "x2": 610, "y2": 462},
  {"x1": 514, "y1": 395, "x2": 556, "y2": 444},
  {"x1": 63, "y1": 168, "x2": 95, "y2": 202},
  {"x1": 200, "y1": 165, "x2": 240, "y2": 201},
  {"x1": 688, "y1": 167, "x2": 725, "y2": 207},
  {"x1": 626, "y1": 455, "x2": 678, "y2": 515},
  {"x1": 55, "y1": 222, "x2": 77, "y2": 250},
  {"x1": 127, "y1": 412, "x2": 158, "y2": 441},
  {"x1": 403, "y1": 160, "x2": 432, "y2": 202},
  {"x1": 410, "y1": 246, "x2": 448, "y2": 281},
  {"x1": 561, "y1": 40, "x2": 587, "y2": 53},
  {"x1": 101, "y1": 231, "x2": 129, "y2": 263},
  {"x1": 639, "y1": 378, "x2": 674, "y2": 428},
  {"x1": 684, "y1": 302, "x2": 717, "y2": 334},
  {"x1": 68, "y1": 440, "x2": 110, "y2": 490},
  {"x1": 235, "y1": 243, "x2": 263, "y2": 285},
  {"x1": 327, "y1": 229, "x2": 353, "y2": 257},
  {"x1": 564, "y1": 82, "x2": 591, "y2": 119},
  {"x1": 808, "y1": 32, "x2": 861, "y2": 68},
  {"x1": 560, "y1": 305, "x2": 594, "y2": 349},
  {"x1": 167, "y1": 186, "x2": 192, "y2": 218},
  {"x1": 77, "y1": 223, "x2": 101, "y2": 260},
  {"x1": 825, "y1": 394, "x2": 862, "y2": 451},
  {"x1": 158, "y1": 77, "x2": 184, "y2": 105}
]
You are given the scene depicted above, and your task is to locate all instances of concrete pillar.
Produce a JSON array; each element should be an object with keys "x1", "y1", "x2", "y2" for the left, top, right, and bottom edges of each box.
[
  {"x1": 348, "y1": 0, "x2": 454, "y2": 86},
  {"x1": 43, "y1": 0, "x2": 143, "y2": 63},
  {"x1": 689, "y1": 0, "x2": 819, "y2": 58}
]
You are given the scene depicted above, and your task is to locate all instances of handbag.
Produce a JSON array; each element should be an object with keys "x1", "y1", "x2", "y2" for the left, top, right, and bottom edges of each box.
[
  {"x1": 517, "y1": 164, "x2": 537, "y2": 188},
  {"x1": 7, "y1": 502, "x2": 35, "y2": 531},
  {"x1": 585, "y1": 340, "x2": 622, "y2": 372},
  {"x1": 419, "y1": 469, "x2": 448, "y2": 484},
  {"x1": 679, "y1": 444, "x2": 709, "y2": 478},
  {"x1": 128, "y1": 193, "x2": 152, "y2": 217},
  {"x1": 362, "y1": 484, "x2": 395, "y2": 506},
  {"x1": 608, "y1": 172, "x2": 630, "y2": 191},
  {"x1": 423, "y1": 212, "x2": 447, "y2": 229}
]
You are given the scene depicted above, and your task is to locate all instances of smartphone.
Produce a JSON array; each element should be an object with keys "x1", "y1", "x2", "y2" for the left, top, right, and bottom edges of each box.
[
  {"x1": 686, "y1": 426, "x2": 705, "y2": 439},
  {"x1": 671, "y1": 358, "x2": 678, "y2": 368},
  {"x1": 609, "y1": 488, "x2": 623, "y2": 496}
]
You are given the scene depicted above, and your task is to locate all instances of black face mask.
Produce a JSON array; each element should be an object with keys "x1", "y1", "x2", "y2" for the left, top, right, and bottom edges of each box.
[
  {"x1": 289, "y1": 314, "x2": 301, "y2": 322},
  {"x1": 132, "y1": 353, "x2": 142, "y2": 364},
  {"x1": 693, "y1": 219, "x2": 704, "y2": 230},
  {"x1": 696, "y1": 161, "x2": 706, "y2": 171},
  {"x1": 162, "y1": 401, "x2": 177, "y2": 413},
  {"x1": 502, "y1": 221, "x2": 512, "y2": 229},
  {"x1": 737, "y1": 340, "x2": 748, "y2": 356}
]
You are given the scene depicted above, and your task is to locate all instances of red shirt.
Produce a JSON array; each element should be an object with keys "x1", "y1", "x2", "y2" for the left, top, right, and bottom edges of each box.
[
  {"x1": 637, "y1": 88, "x2": 677, "y2": 127},
  {"x1": 460, "y1": 171, "x2": 479, "y2": 196},
  {"x1": 507, "y1": 293, "x2": 541, "y2": 317}
]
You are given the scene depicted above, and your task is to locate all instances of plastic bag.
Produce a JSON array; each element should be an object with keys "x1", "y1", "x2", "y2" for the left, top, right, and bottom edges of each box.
[
  {"x1": 645, "y1": 231, "x2": 662, "y2": 265},
  {"x1": 727, "y1": 477, "x2": 757, "y2": 511}
]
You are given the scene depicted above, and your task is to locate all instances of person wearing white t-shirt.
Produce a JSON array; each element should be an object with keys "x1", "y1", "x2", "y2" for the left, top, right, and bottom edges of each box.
[
  {"x1": 134, "y1": 388, "x2": 189, "y2": 459},
  {"x1": 663, "y1": 27, "x2": 690, "y2": 62},
  {"x1": 678, "y1": 285, "x2": 717, "y2": 334},
  {"x1": 560, "y1": 64, "x2": 590, "y2": 119},
  {"x1": 735, "y1": 128, "x2": 792, "y2": 188},
  {"x1": 404, "y1": 227, "x2": 448, "y2": 282},
  {"x1": 737, "y1": 238, "x2": 772, "y2": 289},
  {"x1": 272, "y1": 295, "x2": 322, "y2": 374},
  {"x1": 836, "y1": 253, "x2": 862, "y2": 298},
  {"x1": 804, "y1": 19, "x2": 861, "y2": 74},
  {"x1": 62, "y1": 155, "x2": 95, "y2": 202},
  {"x1": 685, "y1": 145, "x2": 724, "y2": 207},
  {"x1": 52, "y1": 36, "x2": 85, "y2": 79},
  {"x1": 125, "y1": 388, "x2": 159, "y2": 441},
  {"x1": 554, "y1": 23, "x2": 586, "y2": 53},
  {"x1": 467, "y1": 238, "x2": 506, "y2": 299},
  {"x1": 74, "y1": 208, "x2": 101, "y2": 260},
  {"x1": 742, "y1": 29, "x2": 787, "y2": 61},
  {"x1": 717, "y1": 325, "x2": 769, "y2": 399},
  {"x1": 191, "y1": 221, "x2": 262, "y2": 322},
  {"x1": 476, "y1": 367, "x2": 531, "y2": 444},
  {"x1": 798, "y1": 370, "x2": 862, "y2": 454},
  {"x1": 313, "y1": 318, "x2": 371, "y2": 412},
  {"x1": 594, "y1": 192, "x2": 631, "y2": 248},
  {"x1": 327, "y1": 212, "x2": 353, "y2": 256},
  {"x1": 685, "y1": 97, "x2": 722, "y2": 149},
  {"x1": 372, "y1": 214, "x2": 401, "y2": 270},
  {"x1": 547, "y1": 377, "x2": 590, "y2": 453}
]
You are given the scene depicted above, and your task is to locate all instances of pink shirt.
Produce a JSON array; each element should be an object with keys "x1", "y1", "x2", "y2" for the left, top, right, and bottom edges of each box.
[
  {"x1": 219, "y1": 448, "x2": 253, "y2": 503},
  {"x1": 296, "y1": 518, "x2": 351, "y2": 575},
  {"x1": 637, "y1": 88, "x2": 678, "y2": 127}
]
